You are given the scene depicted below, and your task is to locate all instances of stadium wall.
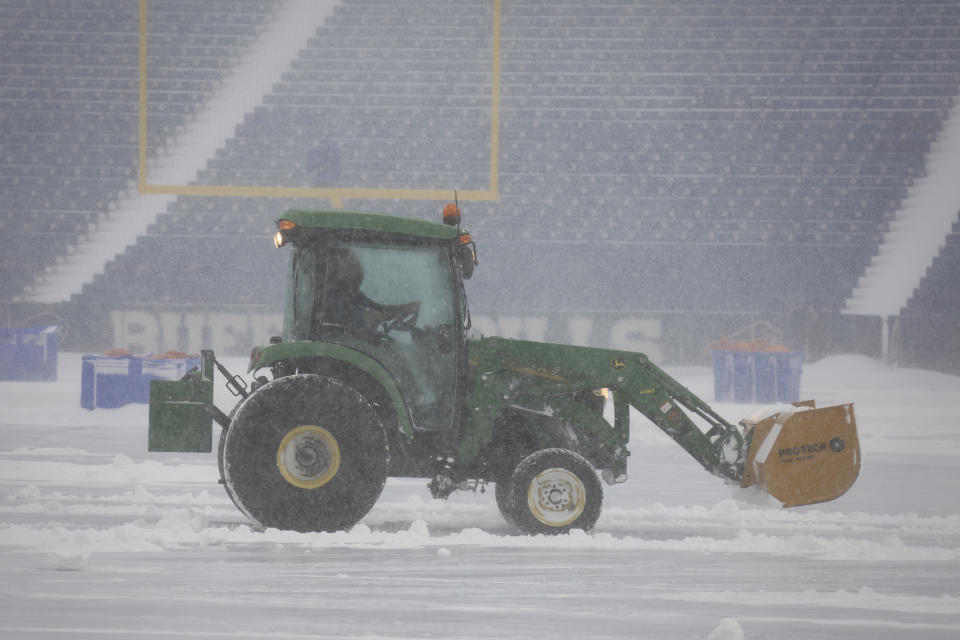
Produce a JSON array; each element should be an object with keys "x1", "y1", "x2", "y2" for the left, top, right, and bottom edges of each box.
[{"x1": 1, "y1": 302, "x2": 883, "y2": 368}]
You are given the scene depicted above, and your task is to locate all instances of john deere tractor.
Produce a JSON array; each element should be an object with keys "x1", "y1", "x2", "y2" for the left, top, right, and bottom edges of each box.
[{"x1": 149, "y1": 206, "x2": 860, "y2": 535}]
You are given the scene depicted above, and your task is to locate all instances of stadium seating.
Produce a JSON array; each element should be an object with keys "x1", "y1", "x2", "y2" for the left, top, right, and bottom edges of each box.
[
  {"x1": 0, "y1": 0, "x2": 282, "y2": 298},
  {"x1": 1, "y1": 0, "x2": 958, "y2": 321}
]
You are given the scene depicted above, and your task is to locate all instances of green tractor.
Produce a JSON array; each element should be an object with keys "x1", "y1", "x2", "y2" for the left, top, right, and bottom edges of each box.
[{"x1": 149, "y1": 206, "x2": 861, "y2": 535}]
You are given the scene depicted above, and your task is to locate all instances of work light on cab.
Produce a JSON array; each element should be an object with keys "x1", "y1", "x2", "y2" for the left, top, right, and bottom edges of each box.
[{"x1": 442, "y1": 202, "x2": 460, "y2": 226}]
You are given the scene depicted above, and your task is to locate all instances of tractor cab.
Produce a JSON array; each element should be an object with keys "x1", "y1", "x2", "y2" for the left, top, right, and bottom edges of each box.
[{"x1": 268, "y1": 207, "x2": 477, "y2": 433}]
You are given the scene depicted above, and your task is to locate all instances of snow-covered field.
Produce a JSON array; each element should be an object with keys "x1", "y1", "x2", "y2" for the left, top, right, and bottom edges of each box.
[{"x1": 1, "y1": 352, "x2": 958, "y2": 639}]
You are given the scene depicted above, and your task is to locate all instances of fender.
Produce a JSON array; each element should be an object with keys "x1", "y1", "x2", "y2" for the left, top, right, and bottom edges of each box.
[{"x1": 249, "y1": 341, "x2": 414, "y2": 439}]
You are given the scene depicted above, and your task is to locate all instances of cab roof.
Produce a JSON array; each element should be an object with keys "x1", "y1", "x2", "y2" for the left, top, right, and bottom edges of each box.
[{"x1": 280, "y1": 209, "x2": 461, "y2": 241}]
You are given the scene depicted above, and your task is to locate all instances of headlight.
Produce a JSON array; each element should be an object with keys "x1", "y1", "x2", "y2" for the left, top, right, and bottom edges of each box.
[{"x1": 274, "y1": 219, "x2": 297, "y2": 248}]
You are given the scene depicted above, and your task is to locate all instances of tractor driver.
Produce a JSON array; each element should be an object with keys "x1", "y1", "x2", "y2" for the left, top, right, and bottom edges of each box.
[{"x1": 322, "y1": 248, "x2": 419, "y2": 335}]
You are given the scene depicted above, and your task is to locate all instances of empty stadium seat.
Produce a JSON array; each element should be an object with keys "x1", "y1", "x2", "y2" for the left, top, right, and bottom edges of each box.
[{"x1": 2, "y1": 0, "x2": 958, "y2": 321}]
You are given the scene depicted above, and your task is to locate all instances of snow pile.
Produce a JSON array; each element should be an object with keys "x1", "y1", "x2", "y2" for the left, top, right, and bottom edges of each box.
[
  {"x1": 4, "y1": 491, "x2": 958, "y2": 564},
  {"x1": 47, "y1": 550, "x2": 90, "y2": 571},
  {"x1": 707, "y1": 618, "x2": 744, "y2": 640},
  {"x1": 804, "y1": 354, "x2": 960, "y2": 393},
  {"x1": 0, "y1": 453, "x2": 216, "y2": 487},
  {"x1": 675, "y1": 586, "x2": 960, "y2": 617}
]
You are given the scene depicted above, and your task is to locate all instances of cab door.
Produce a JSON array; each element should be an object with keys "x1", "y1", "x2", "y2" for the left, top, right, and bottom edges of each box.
[{"x1": 320, "y1": 239, "x2": 462, "y2": 432}]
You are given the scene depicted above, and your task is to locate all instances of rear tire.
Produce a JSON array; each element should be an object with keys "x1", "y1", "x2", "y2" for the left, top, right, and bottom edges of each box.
[
  {"x1": 218, "y1": 401, "x2": 248, "y2": 512},
  {"x1": 222, "y1": 374, "x2": 388, "y2": 532},
  {"x1": 494, "y1": 479, "x2": 517, "y2": 527},
  {"x1": 507, "y1": 448, "x2": 602, "y2": 535}
]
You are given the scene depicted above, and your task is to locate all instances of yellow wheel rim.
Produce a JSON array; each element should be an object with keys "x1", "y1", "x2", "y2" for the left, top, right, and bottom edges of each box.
[
  {"x1": 527, "y1": 467, "x2": 586, "y2": 527},
  {"x1": 276, "y1": 425, "x2": 341, "y2": 489}
]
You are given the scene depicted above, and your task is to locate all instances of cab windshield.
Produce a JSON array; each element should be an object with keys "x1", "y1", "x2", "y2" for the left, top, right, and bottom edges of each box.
[{"x1": 284, "y1": 238, "x2": 457, "y2": 341}]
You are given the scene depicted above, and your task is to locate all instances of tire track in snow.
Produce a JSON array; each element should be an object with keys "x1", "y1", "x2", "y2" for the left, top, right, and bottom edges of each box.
[{"x1": 2, "y1": 482, "x2": 958, "y2": 564}]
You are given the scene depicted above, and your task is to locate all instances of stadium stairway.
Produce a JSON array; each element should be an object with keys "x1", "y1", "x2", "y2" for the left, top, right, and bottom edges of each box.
[
  {"x1": 843, "y1": 98, "x2": 960, "y2": 317},
  {"x1": 17, "y1": 0, "x2": 339, "y2": 304}
]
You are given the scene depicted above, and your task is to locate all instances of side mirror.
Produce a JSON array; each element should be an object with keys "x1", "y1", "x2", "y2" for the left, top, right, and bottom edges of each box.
[{"x1": 456, "y1": 242, "x2": 477, "y2": 279}]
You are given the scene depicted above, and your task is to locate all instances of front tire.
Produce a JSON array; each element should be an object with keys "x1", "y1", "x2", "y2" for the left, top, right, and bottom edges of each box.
[
  {"x1": 222, "y1": 374, "x2": 388, "y2": 532},
  {"x1": 507, "y1": 448, "x2": 602, "y2": 535}
]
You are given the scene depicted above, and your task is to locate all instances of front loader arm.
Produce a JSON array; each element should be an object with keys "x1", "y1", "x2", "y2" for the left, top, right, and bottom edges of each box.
[
  {"x1": 464, "y1": 337, "x2": 860, "y2": 508},
  {"x1": 614, "y1": 355, "x2": 746, "y2": 482},
  {"x1": 462, "y1": 337, "x2": 745, "y2": 483}
]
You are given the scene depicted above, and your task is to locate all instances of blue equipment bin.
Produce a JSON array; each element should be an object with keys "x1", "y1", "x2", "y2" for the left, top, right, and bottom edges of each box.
[
  {"x1": 0, "y1": 326, "x2": 58, "y2": 381},
  {"x1": 774, "y1": 351, "x2": 803, "y2": 403},
  {"x1": 81, "y1": 354, "x2": 199, "y2": 410},
  {"x1": 712, "y1": 349, "x2": 803, "y2": 404}
]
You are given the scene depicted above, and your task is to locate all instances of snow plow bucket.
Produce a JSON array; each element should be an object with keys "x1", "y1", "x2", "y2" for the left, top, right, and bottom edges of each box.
[{"x1": 740, "y1": 402, "x2": 860, "y2": 507}]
